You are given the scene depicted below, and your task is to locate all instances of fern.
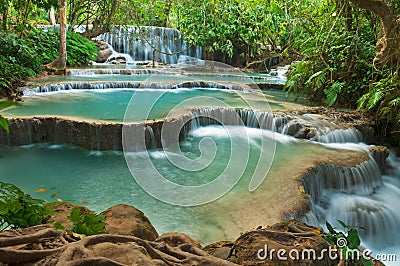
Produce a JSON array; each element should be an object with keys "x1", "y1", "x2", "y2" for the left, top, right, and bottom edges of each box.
[
  {"x1": 324, "y1": 81, "x2": 345, "y2": 107},
  {"x1": 305, "y1": 70, "x2": 324, "y2": 85},
  {"x1": 389, "y1": 98, "x2": 400, "y2": 107},
  {"x1": 367, "y1": 90, "x2": 384, "y2": 110}
]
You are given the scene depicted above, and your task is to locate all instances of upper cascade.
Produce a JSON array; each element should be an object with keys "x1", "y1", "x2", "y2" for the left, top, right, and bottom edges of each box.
[{"x1": 97, "y1": 26, "x2": 202, "y2": 65}]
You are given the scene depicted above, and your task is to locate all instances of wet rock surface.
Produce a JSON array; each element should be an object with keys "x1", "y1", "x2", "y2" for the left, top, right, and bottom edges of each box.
[
  {"x1": 94, "y1": 40, "x2": 113, "y2": 63},
  {"x1": 369, "y1": 146, "x2": 390, "y2": 172},
  {"x1": 0, "y1": 107, "x2": 379, "y2": 150}
]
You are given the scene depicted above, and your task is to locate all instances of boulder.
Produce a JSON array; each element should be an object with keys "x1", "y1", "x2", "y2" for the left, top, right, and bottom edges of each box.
[
  {"x1": 369, "y1": 146, "x2": 390, "y2": 172},
  {"x1": 101, "y1": 204, "x2": 158, "y2": 241},
  {"x1": 45, "y1": 201, "x2": 93, "y2": 230},
  {"x1": 204, "y1": 241, "x2": 235, "y2": 261},
  {"x1": 231, "y1": 220, "x2": 337, "y2": 265},
  {"x1": 96, "y1": 48, "x2": 113, "y2": 63},
  {"x1": 94, "y1": 40, "x2": 113, "y2": 63}
]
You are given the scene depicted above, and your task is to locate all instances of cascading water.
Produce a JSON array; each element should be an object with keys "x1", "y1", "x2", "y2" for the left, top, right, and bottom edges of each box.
[
  {"x1": 282, "y1": 113, "x2": 364, "y2": 143},
  {"x1": 97, "y1": 26, "x2": 202, "y2": 65},
  {"x1": 300, "y1": 141, "x2": 400, "y2": 263}
]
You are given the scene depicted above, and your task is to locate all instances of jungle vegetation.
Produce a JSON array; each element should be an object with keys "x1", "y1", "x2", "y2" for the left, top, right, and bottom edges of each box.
[{"x1": 0, "y1": 0, "x2": 399, "y2": 138}]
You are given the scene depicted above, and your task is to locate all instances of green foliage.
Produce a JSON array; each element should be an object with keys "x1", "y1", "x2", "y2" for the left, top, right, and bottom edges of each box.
[
  {"x1": 115, "y1": 0, "x2": 172, "y2": 27},
  {"x1": 66, "y1": 31, "x2": 97, "y2": 66},
  {"x1": 0, "y1": 30, "x2": 42, "y2": 91},
  {"x1": 0, "y1": 100, "x2": 18, "y2": 132},
  {"x1": 325, "y1": 81, "x2": 346, "y2": 107},
  {"x1": 0, "y1": 182, "x2": 53, "y2": 230},
  {"x1": 178, "y1": 0, "x2": 295, "y2": 64},
  {"x1": 358, "y1": 72, "x2": 400, "y2": 135},
  {"x1": 323, "y1": 220, "x2": 372, "y2": 266},
  {"x1": 65, "y1": 207, "x2": 106, "y2": 236},
  {"x1": 0, "y1": 116, "x2": 8, "y2": 132},
  {"x1": 0, "y1": 27, "x2": 96, "y2": 96},
  {"x1": 285, "y1": 1, "x2": 377, "y2": 107}
]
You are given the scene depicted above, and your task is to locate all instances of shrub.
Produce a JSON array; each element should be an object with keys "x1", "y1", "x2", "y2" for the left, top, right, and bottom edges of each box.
[{"x1": 0, "y1": 182, "x2": 53, "y2": 230}]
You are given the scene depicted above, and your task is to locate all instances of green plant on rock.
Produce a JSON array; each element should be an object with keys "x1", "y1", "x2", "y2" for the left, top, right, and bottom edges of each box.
[
  {"x1": 0, "y1": 100, "x2": 18, "y2": 132},
  {"x1": 0, "y1": 182, "x2": 54, "y2": 230},
  {"x1": 323, "y1": 220, "x2": 373, "y2": 266},
  {"x1": 55, "y1": 207, "x2": 106, "y2": 237}
]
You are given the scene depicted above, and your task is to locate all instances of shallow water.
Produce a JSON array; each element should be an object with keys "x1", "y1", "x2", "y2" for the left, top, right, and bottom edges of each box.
[
  {"x1": 0, "y1": 126, "x2": 333, "y2": 243},
  {"x1": 1, "y1": 88, "x2": 307, "y2": 121}
]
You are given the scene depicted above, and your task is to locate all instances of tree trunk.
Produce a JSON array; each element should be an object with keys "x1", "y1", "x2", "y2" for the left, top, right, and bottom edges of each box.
[
  {"x1": 349, "y1": 0, "x2": 400, "y2": 70},
  {"x1": 49, "y1": 6, "x2": 56, "y2": 25},
  {"x1": 2, "y1": 1, "x2": 8, "y2": 30},
  {"x1": 46, "y1": 0, "x2": 67, "y2": 74}
]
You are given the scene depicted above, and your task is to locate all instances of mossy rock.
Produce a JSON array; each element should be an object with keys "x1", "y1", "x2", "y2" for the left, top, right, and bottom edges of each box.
[{"x1": 45, "y1": 201, "x2": 93, "y2": 229}]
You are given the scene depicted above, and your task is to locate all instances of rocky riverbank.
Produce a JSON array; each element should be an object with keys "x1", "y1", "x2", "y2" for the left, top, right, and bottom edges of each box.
[{"x1": 0, "y1": 203, "x2": 384, "y2": 265}]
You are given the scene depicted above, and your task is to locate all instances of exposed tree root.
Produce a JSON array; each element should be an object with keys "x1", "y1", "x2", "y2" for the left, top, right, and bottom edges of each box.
[
  {"x1": 0, "y1": 248, "x2": 62, "y2": 264},
  {"x1": 0, "y1": 226, "x2": 237, "y2": 265},
  {"x1": 0, "y1": 228, "x2": 62, "y2": 247}
]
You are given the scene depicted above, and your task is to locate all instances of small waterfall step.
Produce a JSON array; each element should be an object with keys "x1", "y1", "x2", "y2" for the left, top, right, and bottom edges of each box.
[
  {"x1": 22, "y1": 81, "x2": 247, "y2": 94},
  {"x1": 67, "y1": 69, "x2": 168, "y2": 76}
]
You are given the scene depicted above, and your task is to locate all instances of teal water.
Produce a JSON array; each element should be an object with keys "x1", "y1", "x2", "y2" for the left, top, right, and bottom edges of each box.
[
  {"x1": 0, "y1": 126, "x2": 316, "y2": 243},
  {"x1": 1, "y1": 88, "x2": 283, "y2": 121}
]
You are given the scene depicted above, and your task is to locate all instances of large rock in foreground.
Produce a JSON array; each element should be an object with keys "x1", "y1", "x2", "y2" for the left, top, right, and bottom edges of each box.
[
  {"x1": 232, "y1": 220, "x2": 335, "y2": 265},
  {"x1": 101, "y1": 204, "x2": 158, "y2": 241},
  {"x1": 205, "y1": 220, "x2": 336, "y2": 265}
]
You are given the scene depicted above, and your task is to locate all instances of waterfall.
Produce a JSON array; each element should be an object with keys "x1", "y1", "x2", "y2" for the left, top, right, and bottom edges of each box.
[
  {"x1": 23, "y1": 81, "x2": 246, "y2": 94},
  {"x1": 302, "y1": 160, "x2": 383, "y2": 203},
  {"x1": 301, "y1": 149, "x2": 400, "y2": 252},
  {"x1": 189, "y1": 108, "x2": 276, "y2": 131},
  {"x1": 313, "y1": 128, "x2": 363, "y2": 143},
  {"x1": 97, "y1": 26, "x2": 202, "y2": 65},
  {"x1": 282, "y1": 114, "x2": 363, "y2": 143},
  {"x1": 67, "y1": 69, "x2": 160, "y2": 76},
  {"x1": 145, "y1": 126, "x2": 157, "y2": 149}
]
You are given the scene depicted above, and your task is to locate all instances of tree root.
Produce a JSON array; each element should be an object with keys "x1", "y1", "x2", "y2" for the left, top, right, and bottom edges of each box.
[
  {"x1": 0, "y1": 228, "x2": 62, "y2": 247},
  {"x1": 0, "y1": 246, "x2": 63, "y2": 263},
  {"x1": 59, "y1": 257, "x2": 127, "y2": 266},
  {"x1": 0, "y1": 227, "x2": 237, "y2": 265}
]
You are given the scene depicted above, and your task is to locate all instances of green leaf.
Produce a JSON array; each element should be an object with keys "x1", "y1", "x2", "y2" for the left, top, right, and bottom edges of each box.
[
  {"x1": 54, "y1": 222, "x2": 65, "y2": 230},
  {"x1": 0, "y1": 101, "x2": 18, "y2": 109},
  {"x1": 347, "y1": 229, "x2": 361, "y2": 249},
  {"x1": 337, "y1": 220, "x2": 347, "y2": 229},
  {"x1": 0, "y1": 116, "x2": 8, "y2": 133},
  {"x1": 67, "y1": 208, "x2": 81, "y2": 223},
  {"x1": 326, "y1": 221, "x2": 336, "y2": 234},
  {"x1": 324, "y1": 81, "x2": 345, "y2": 107}
]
